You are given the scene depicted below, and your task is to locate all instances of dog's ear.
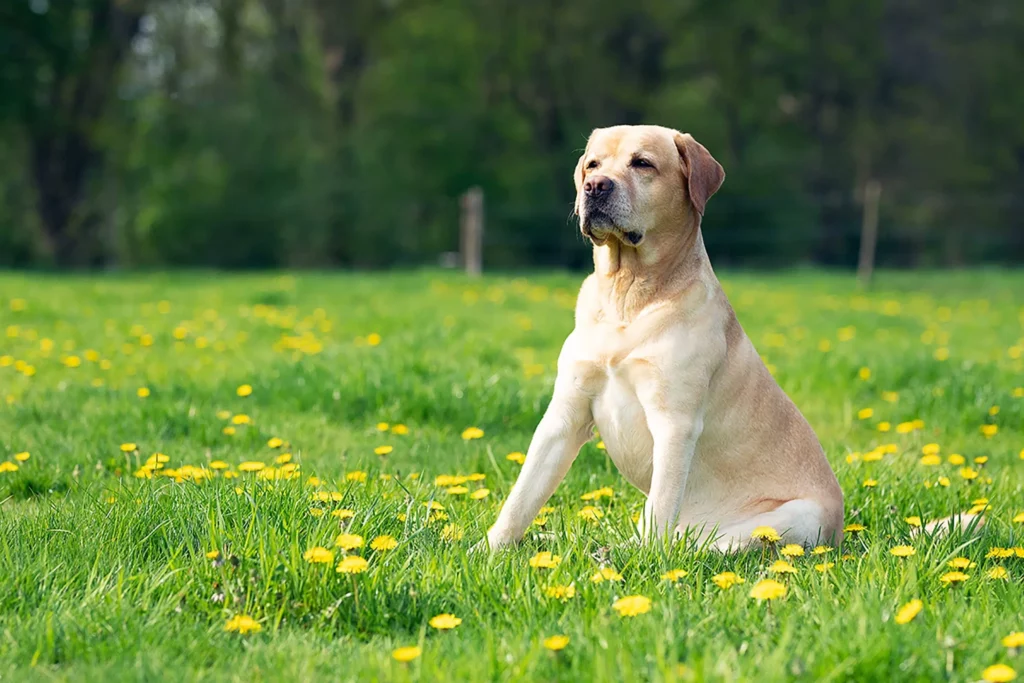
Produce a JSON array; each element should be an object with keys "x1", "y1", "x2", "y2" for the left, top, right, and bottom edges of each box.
[
  {"x1": 572, "y1": 152, "x2": 586, "y2": 216},
  {"x1": 674, "y1": 132, "x2": 724, "y2": 216}
]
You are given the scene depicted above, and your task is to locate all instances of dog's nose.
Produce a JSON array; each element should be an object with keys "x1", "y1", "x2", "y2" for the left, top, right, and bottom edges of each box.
[{"x1": 583, "y1": 175, "x2": 615, "y2": 198}]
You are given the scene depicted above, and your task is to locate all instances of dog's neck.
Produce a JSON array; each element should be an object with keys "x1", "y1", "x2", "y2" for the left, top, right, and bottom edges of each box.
[{"x1": 592, "y1": 218, "x2": 710, "y2": 322}]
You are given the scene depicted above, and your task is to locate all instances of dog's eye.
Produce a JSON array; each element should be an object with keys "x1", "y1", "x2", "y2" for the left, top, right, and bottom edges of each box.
[
  {"x1": 586, "y1": 159, "x2": 600, "y2": 170},
  {"x1": 630, "y1": 157, "x2": 654, "y2": 169}
]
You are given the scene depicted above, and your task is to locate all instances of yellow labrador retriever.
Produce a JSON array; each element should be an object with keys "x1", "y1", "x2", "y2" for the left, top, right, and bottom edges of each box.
[{"x1": 487, "y1": 124, "x2": 845, "y2": 552}]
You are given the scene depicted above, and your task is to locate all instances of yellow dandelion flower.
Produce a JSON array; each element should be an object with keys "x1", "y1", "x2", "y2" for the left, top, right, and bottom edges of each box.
[
  {"x1": 947, "y1": 557, "x2": 976, "y2": 569},
  {"x1": 780, "y1": 544, "x2": 805, "y2": 557},
  {"x1": 857, "y1": 408, "x2": 874, "y2": 420},
  {"x1": 843, "y1": 523, "x2": 866, "y2": 534},
  {"x1": 346, "y1": 471, "x2": 367, "y2": 483},
  {"x1": 231, "y1": 414, "x2": 251, "y2": 425},
  {"x1": 209, "y1": 460, "x2": 229, "y2": 470},
  {"x1": 330, "y1": 508, "x2": 354, "y2": 520},
  {"x1": 590, "y1": 567, "x2": 623, "y2": 583},
  {"x1": 959, "y1": 467, "x2": 979, "y2": 480},
  {"x1": 304, "y1": 546, "x2": 334, "y2": 564},
  {"x1": 0, "y1": 461, "x2": 20, "y2": 473},
  {"x1": 905, "y1": 516, "x2": 922, "y2": 527},
  {"x1": 988, "y1": 567, "x2": 1009, "y2": 581},
  {"x1": 543, "y1": 635, "x2": 570, "y2": 651},
  {"x1": 440, "y1": 524, "x2": 464, "y2": 542},
  {"x1": 238, "y1": 461, "x2": 265, "y2": 472},
  {"x1": 980, "y1": 424, "x2": 998, "y2": 438},
  {"x1": 120, "y1": 442, "x2": 138, "y2": 452},
  {"x1": 391, "y1": 645, "x2": 421, "y2": 662},
  {"x1": 920, "y1": 454, "x2": 941, "y2": 466},
  {"x1": 529, "y1": 551, "x2": 561, "y2": 569},
  {"x1": 988, "y1": 547, "x2": 1015, "y2": 559},
  {"x1": 336, "y1": 556, "x2": 369, "y2": 574},
  {"x1": 712, "y1": 572, "x2": 745, "y2": 589},
  {"x1": 937, "y1": 476, "x2": 951, "y2": 487},
  {"x1": 236, "y1": 385, "x2": 253, "y2": 397},
  {"x1": 811, "y1": 546, "x2": 832, "y2": 555},
  {"x1": 136, "y1": 387, "x2": 150, "y2": 398},
  {"x1": 877, "y1": 422, "x2": 891, "y2": 432},
  {"x1": 769, "y1": 560, "x2": 797, "y2": 574},
  {"x1": 267, "y1": 437, "x2": 284, "y2": 449},
  {"x1": 939, "y1": 571, "x2": 969, "y2": 585},
  {"x1": 890, "y1": 545, "x2": 916, "y2": 558},
  {"x1": 370, "y1": 535, "x2": 398, "y2": 551},
  {"x1": 612, "y1": 595, "x2": 651, "y2": 617},
  {"x1": 751, "y1": 526, "x2": 781, "y2": 543},
  {"x1": 578, "y1": 506, "x2": 604, "y2": 521},
  {"x1": 470, "y1": 488, "x2": 490, "y2": 500},
  {"x1": 429, "y1": 613, "x2": 461, "y2": 630},
  {"x1": 1002, "y1": 632, "x2": 1024, "y2": 648},
  {"x1": 374, "y1": 445, "x2": 393, "y2": 456},
  {"x1": 814, "y1": 562, "x2": 835, "y2": 572},
  {"x1": 750, "y1": 579, "x2": 787, "y2": 601},
  {"x1": 506, "y1": 451, "x2": 526, "y2": 464},
  {"x1": 13, "y1": 452, "x2": 29, "y2": 462},
  {"x1": 335, "y1": 534, "x2": 364, "y2": 550},
  {"x1": 446, "y1": 485, "x2": 469, "y2": 495},
  {"x1": 224, "y1": 615, "x2": 261, "y2": 634},
  {"x1": 1013, "y1": 512, "x2": 1024, "y2": 524},
  {"x1": 981, "y1": 664, "x2": 1017, "y2": 683},
  {"x1": 461, "y1": 427, "x2": 484, "y2": 440},
  {"x1": 922, "y1": 443, "x2": 941, "y2": 456},
  {"x1": 223, "y1": 426, "x2": 236, "y2": 436},
  {"x1": 391, "y1": 424, "x2": 409, "y2": 435},
  {"x1": 863, "y1": 478, "x2": 879, "y2": 488},
  {"x1": 894, "y1": 599, "x2": 923, "y2": 624},
  {"x1": 661, "y1": 569, "x2": 689, "y2": 581},
  {"x1": 545, "y1": 585, "x2": 576, "y2": 600}
]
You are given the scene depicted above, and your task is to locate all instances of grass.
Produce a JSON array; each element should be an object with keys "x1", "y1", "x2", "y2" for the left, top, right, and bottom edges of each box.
[{"x1": 0, "y1": 268, "x2": 1022, "y2": 682}]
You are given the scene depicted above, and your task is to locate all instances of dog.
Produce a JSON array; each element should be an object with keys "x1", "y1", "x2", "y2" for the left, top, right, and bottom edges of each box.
[{"x1": 486, "y1": 124, "x2": 845, "y2": 552}]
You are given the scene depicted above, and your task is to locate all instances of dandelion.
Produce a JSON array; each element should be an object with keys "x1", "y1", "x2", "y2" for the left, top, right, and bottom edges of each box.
[
  {"x1": 335, "y1": 534, "x2": 364, "y2": 550},
  {"x1": 120, "y1": 442, "x2": 138, "y2": 452},
  {"x1": 937, "y1": 476, "x2": 951, "y2": 487},
  {"x1": 370, "y1": 535, "x2": 398, "y2": 551},
  {"x1": 545, "y1": 584, "x2": 576, "y2": 600},
  {"x1": 578, "y1": 506, "x2": 604, "y2": 521},
  {"x1": 890, "y1": 545, "x2": 916, "y2": 558},
  {"x1": 590, "y1": 567, "x2": 624, "y2": 583},
  {"x1": 661, "y1": 569, "x2": 689, "y2": 581},
  {"x1": 440, "y1": 524, "x2": 464, "y2": 542},
  {"x1": 920, "y1": 455, "x2": 941, "y2": 466},
  {"x1": 981, "y1": 664, "x2": 1017, "y2": 682},
  {"x1": 446, "y1": 485, "x2": 469, "y2": 495},
  {"x1": 843, "y1": 523, "x2": 866, "y2": 534},
  {"x1": 780, "y1": 544, "x2": 805, "y2": 557},
  {"x1": 894, "y1": 599, "x2": 923, "y2": 624},
  {"x1": 857, "y1": 408, "x2": 874, "y2": 420},
  {"x1": 612, "y1": 595, "x2": 652, "y2": 617},
  {"x1": 922, "y1": 443, "x2": 940, "y2": 456},
  {"x1": 346, "y1": 471, "x2": 367, "y2": 483},
  {"x1": 0, "y1": 462, "x2": 18, "y2": 473},
  {"x1": 939, "y1": 571, "x2": 969, "y2": 585},
  {"x1": 1013, "y1": 512, "x2": 1024, "y2": 524},
  {"x1": 390, "y1": 423, "x2": 409, "y2": 435},
  {"x1": 223, "y1": 427, "x2": 236, "y2": 436},
  {"x1": 1002, "y1": 632, "x2": 1024, "y2": 648},
  {"x1": 206, "y1": 550, "x2": 220, "y2": 559},
  {"x1": 374, "y1": 445, "x2": 393, "y2": 456},
  {"x1": 877, "y1": 422, "x2": 891, "y2": 432},
  {"x1": 769, "y1": 560, "x2": 797, "y2": 574},
  {"x1": 544, "y1": 635, "x2": 570, "y2": 651},
  {"x1": 712, "y1": 572, "x2": 745, "y2": 589},
  {"x1": 814, "y1": 562, "x2": 835, "y2": 572},
  {"x1": 988, "y1": 567, "x2": 1009, "y2": 580},
  {"x1": 392, "y1": 646, "x2": 421, "y2": 662},
  {"x1": 429, "y1": 613, "x2": 462, "y2": 630},
  {"x1": 506, "y1": 451, "x2": 526, "y2": 464},
  {"x1": 980, "y1": 424, "x2": 998, "y2": 438},
  {"x1": 863, "y1": 478, "x2": 878, "y2": 488},
  {"x1": 224, "y1": 615, "x2": 261, "y2": 634},
  {"x1": 232, "y1": 414, "x2": 251, "y2": 425},
  {"x1": 236, "y1": 384, "x2": 253, "y2": 397},
  {"x1": 947, "y1": 557, "x2": 976, "y2": 570},
  {"x1": 470, "y1": 488, "x2": 490, "y2": 500},
  {"x1": 137, "y1": 387, "x2": 150, "y2": 398},
  {"x1": 366, "y1": 333, "x2": 381, "y2": 346},
  {"x1": 987, "y1": 547, "x2": 1014, "y2": 559},
  {"x1": 461, "y1": 427, "x2": 484, "y2": 440},
  {"x1": 304, "y1": 546, "x2": 334, "y2": 564},
  {"x1": 238, "y1": 461, "x2": 265, "y2": 472},
  {"x1": 751, "y1": 526, "x2": 781, "y2": 543},
  {"x1": 267, "y1": 437, "x2": 284, "y2": 448},
  {"x1": 905, "y1": 516, "x2": 922, "y2": 527},
  {"x1": 336, "y1": 556, "x2": 369, "y2": 574},
  {"x1": 750, "y1": 579, "x2": 787, "y2": 601},
  {"x1": 529, "y1": 551, "x2": 561, "y2": 569}
]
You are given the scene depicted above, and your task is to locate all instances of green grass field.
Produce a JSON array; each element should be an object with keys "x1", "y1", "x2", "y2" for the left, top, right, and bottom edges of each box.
[{"x1": 1, "y1": 269, "x2": 1022, "y2": 682}]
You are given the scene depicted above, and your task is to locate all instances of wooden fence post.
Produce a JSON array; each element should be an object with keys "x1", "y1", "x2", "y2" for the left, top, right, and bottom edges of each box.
[
  {"x1": 460, "y1": 187, "x2": 484, "y2": 277},
  {"x1": 857, "y1": 179, "x2": 882, "y2": 288}
]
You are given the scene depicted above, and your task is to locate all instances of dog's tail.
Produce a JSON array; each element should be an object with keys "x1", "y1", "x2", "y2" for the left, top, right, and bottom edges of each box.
[{"x1": 910, "y1": 512, "x2": 985, "y2": 538}]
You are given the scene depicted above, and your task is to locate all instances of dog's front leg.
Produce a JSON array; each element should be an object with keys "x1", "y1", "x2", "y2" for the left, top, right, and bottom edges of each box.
[
  {"x1": 487, "y1": 375, "x2": 593, "y2": 550},
  {"x1": 637, "y1": 410, "x2": 704, "y2": 541}
]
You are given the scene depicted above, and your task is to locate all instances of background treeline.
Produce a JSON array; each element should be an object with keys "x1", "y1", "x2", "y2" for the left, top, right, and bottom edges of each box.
[{"x1": 1, "y1": 0, "x2": 1022, "y2": 270}]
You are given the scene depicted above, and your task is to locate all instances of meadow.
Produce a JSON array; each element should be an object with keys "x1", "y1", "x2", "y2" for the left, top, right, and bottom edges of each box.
[{"x1": 0, "y1": 269, "x2": 1022, "y2": 683}]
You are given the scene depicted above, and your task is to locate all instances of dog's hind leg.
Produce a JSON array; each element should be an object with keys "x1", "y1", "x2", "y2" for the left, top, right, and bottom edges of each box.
[{"x1": 706, "y1": 499, "x2": 843, "y2": 553}]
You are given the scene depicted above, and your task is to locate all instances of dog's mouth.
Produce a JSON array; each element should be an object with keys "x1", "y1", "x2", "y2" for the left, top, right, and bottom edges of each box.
[{"x1": 581, "y1": 217, "x2": 644, "y2": 247}]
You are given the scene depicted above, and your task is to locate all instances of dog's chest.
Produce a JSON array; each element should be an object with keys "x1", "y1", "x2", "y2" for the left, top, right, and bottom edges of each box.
[{"x1": 570, "y1": 344, "x2": 655, "y2": 493}]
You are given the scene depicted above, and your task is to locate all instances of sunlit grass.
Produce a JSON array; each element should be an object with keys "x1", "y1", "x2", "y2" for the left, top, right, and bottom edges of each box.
[{"x1": 0, "y1": 269, "x2": 1022, "y2": 681}]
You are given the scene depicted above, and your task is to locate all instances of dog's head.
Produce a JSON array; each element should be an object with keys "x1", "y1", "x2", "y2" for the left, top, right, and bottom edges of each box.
[{"x1": 574, "y1": 125, "x2": 724, "y2": 247}]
